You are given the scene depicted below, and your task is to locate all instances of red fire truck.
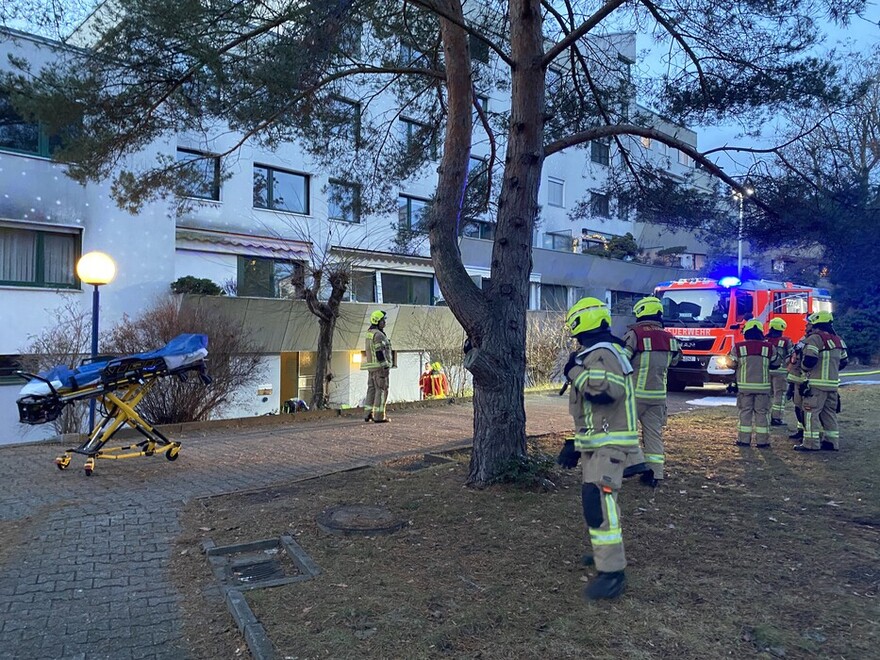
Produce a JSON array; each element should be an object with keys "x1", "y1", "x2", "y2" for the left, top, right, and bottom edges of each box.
[{"x1": 653, "y1": 277, "x2": 832, "y2": 391}]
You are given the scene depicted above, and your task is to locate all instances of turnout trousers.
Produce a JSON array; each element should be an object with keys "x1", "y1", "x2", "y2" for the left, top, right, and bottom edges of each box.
[
  {"x1": 770, "y1": 373, "x2": 788, "y2": 423},
  {"x1": 737, "y1": 392, "x2": 770, "y2": 445},
  {"x1": 636, "y1": 401, "x2": 666, "y2": 479},
  {"x1": 365, "y1": 368, "x2": 390, "y2": 421},
  {"x1": 802, "y1": 389, "x2": 840, "y2": 449},
  {"x1": 581, "y1": 447, "x2": 627, "y2": 573}
]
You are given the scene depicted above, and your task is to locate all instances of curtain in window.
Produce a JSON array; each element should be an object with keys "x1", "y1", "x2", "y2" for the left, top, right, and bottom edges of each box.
[
  {"x1": 43, "y1": 233, "x2": 76, "y2": 285},
  {"x1": 0, "y1": 229, "x2": 36, "y2": 283}
]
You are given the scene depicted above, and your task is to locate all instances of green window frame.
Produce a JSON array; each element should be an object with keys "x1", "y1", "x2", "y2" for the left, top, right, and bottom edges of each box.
[
  {"x1": 0, "y1": 225, "x2": 80, "y2": 289},
  {"x1": 176, "y1": 148, "x2": 221, "y2": 201},
  {"x1": 327, "y1": 179, "x2": 361, "y2": 223},
  {"x1": 398, "y1": 194, "x2": 429, "y2": 233}
]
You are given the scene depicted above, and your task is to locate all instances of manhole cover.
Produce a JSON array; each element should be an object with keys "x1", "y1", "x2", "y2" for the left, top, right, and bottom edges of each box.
[{"x1": 317, "y1": 504, "x2": 407, "y2": 536}]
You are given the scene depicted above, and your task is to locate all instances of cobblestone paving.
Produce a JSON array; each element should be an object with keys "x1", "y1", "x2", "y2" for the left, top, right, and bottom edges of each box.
[{"x1": 0, "y1": 395, "x2": 571, "y2": 659}]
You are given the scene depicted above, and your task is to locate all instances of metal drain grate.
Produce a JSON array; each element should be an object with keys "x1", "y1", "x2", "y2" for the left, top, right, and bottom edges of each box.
[{"x1": 232, "y1": 558, "x2": 285, "y2": 584}]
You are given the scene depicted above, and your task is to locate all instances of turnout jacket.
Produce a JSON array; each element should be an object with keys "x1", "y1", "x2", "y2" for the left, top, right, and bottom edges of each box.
[
  {"x1": 568, "y1": 343, "x2": 640, "y2": 451},
  {"x1": 728, "y1": 339, "x2": 781, "y2": 393},
  {"x1": 768, "y1": 335, "x2": 793, "y2": 378},
  {"x1": 800, "y1": 330, "x2": 848, "y2": 391},
  {"x1": 622, "y1": 320, "x2": 682, "y2": 402},
  {"x1": 362, "y1": 325, "x2": 392, "y2": 370}
]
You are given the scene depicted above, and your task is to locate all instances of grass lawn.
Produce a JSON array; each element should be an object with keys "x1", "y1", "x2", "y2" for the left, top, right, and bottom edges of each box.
[{"x1": 172, "y1": 387, "x2": 879, "y2": 659}]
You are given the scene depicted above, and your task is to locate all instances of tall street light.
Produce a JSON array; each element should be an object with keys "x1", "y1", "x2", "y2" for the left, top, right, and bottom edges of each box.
[
  {"x1": 734, "y1": 186, "x2": 754, "y2": 278},
  {"x1": 76, "y1": 251, "x2": 116, "y2": 431}
]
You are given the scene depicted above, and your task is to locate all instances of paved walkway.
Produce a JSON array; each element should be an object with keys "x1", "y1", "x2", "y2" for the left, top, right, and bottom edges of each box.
[{"x1": 0, "y1": 395, "x2": 572, "y2": 660}]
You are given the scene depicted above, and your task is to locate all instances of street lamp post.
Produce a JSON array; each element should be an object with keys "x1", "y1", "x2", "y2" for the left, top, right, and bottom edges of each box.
[
  {"x1": 76, "y1": 251, "x2": 117, "y2": 431},
  {"x1": 735, "y1": 187, "x2": 754, "y2": 278}
]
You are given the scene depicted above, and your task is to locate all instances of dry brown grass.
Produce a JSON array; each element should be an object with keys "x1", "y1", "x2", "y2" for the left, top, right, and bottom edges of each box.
[{"x1": 172, "y1": 386, "x2": 880, "y2": 659}]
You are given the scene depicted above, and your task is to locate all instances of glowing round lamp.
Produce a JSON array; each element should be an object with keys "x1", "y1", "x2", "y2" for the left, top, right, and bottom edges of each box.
[
  {"x1": 719, "y1": 276, "x2": 741, "y2": 288},
  {"x1": 76, "y1": 251, "x2": 117, "y2": 286}
]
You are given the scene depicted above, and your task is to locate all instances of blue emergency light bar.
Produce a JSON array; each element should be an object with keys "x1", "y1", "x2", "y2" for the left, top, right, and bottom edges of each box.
[{"x1": 718, "y1": 276, "x2": 741, "y2": 288}]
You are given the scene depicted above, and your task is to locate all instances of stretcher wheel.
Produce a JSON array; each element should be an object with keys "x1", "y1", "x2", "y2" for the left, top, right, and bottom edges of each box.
[
  {"x1": 55, "y1": 455, "x2": 71, "y2": 470},
  {"x1": 166, "y1": 445, "x2": 180, "y2": 461},
  {"x1": 84, "y1": 458, "x2": 95, "y2": 476}
]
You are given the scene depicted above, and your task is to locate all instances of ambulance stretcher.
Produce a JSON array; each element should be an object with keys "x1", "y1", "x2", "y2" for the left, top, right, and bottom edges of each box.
[{"x1": 16, "y1": 334, "x2": 210, "y2": 476}]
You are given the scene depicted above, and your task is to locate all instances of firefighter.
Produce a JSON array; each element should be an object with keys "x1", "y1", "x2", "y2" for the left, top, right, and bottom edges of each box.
[
  {"x1": 728, "y1": 319, "x2": 781, "y2": 447},
  {"x1": 622, "y1": 296, "x2": 681, "y2": 487},
  {"x1": 767, "y1": 318, "x2": 793, "y2": 426},
  {"x1": 419, "y1": 362, "x2": 433, "y2": 399},
  {"x1": 556, "y1": 297, "x2": 644, "y2": 600},
  {"x1": 786, "y1": 319, "x2": 812, "y2": 440},
  {"x1": 792, "y1": 311, "x2": 848, "y2": 451},
  {"x1": 430, "y1": 362, "x2": 450, "y2": 398},
  {"x1": 362, "y1": 310, "x2": 392, "y2": 423}
]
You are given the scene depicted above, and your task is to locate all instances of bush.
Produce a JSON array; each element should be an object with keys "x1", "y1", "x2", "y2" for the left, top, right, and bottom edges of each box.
[
  {"x1": 835, "y1": 305, "x2": 880, "y2": 365},
  {"x1": 489, "y1": 442, "x2": 557, "y2": 490},
  {"x1": 103, "y1": 295, "x2": 263, "y2": 423},
  {"x1": 170, "y1": 276, "x2": 223, "y2": 296},
  {"x1": 525, "y1": 312, "x2": 570, "y2": 387}
]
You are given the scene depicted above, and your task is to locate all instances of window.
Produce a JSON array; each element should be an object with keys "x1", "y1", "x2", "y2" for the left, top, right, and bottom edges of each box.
[
  {"x1": 329, "y1": 96, "x2": 360, "y2": 144},
  {"x1": 400, "y1": 41, "x2": 428, "y2": 65},
  {"x1": 610, "y1": 290, "x2": 643, "y2": 315},
  {"x1": 474, "y1": 94, "x2": 489, "y2": 124},
  {"x1": 400, "y1": 118, "x2": 438, "y2": 159},
  {"x1": 640, "y1": 136, "x2": 652, "y2": 149},
  {"x1": 398, "y1": 194, "x2": 429, "y2": 232},
  {"x1": 541, "y1": 284, "x2": 568, "y2": 311},
  {"x1": 336, "y1": 23, "x2": 362, "y2": 58},
  {"x1": 0, "y1": 355, "x2": 23, "y2": 385},
  {"x1": 734, "y1": 291, "x2": 754, "y2": 322},
  {"x1": 591, "y1": 138, "x2": 610, "y2": 166},
  {"x1": 590, "y1": 192, "x2": 610, "y2": 218},
  {"x1": 327, "y1": 180, "x2": 361, "y2": 223},
  {"x1": 543, "y1": 231, "x2": 573, "y2": 252},
  {"x1": 469, "y1": 34, "x2": 490, "y2": 64},
  {"x1": 772, "y1": 292, "x2": 809, "y2": 315},
  {"x1": 461, "y1": 219, "x2": 495, "y2": 240},
  {"x1": 381, "y1": 272, "x2": 433, "y2": 305},
  {"x1": 237, "y1": 256, "x2": 303, "y2": 298},
  {"x1": 176, "y1": 148, "x2": 221, "y2": 201},
  {"x1": 616, "y1": 197, "x2": 633, "y2": 221},
  {"x1": 547, "y1": 177, "x2": 564, "y2": 207},
  {"x1": 0, "y1": 225, "x2": 79, "y2": 288},
  {"x1": 253, "y1": 165, "x2": 310, "y2": 214},
  {"x1": 351, "y1": 270, "x2": 376, "y2": 303},
  {"x1": 678, "y1": 149, "x2": 691, "y2": 167},
  {"x1": 0, "y1": 92, "x2": 66, "y2": 158}
]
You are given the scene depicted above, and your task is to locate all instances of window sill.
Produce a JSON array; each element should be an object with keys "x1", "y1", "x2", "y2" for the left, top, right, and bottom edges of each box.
[
  {"x1": 0, "y1": 284, "x2": 81, "y2": 292},
  {"x1": 253, "y1": 207, "x2": 311, "y2": 218}
]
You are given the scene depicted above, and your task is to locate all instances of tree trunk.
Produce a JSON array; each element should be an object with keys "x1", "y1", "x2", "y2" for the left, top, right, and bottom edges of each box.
[
  {"x1": 429, "y1": 0, "x2": 545, "y2": 486},
  {"x1": 312, "y1": 313, "x2": 336, "y2": 408}
]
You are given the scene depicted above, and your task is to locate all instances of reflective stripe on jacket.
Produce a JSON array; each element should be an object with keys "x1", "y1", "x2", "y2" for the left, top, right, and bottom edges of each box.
[
  {"x1": 729, "y1": 340, "x2": 778, "y2": 393},
  {"x1": 802, "y1": 330, "x2": 847, "y2": 390},
  {"x1": 568, "y1": 343, "x2": 639, "y2": 450},
  {"x1": 362, "y1": 327, "x2": 392, "y2": 370}
]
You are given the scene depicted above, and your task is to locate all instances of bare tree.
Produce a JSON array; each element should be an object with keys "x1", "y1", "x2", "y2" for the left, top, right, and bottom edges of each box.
[
  {"x1": 103, "y1": 295, "x2": 263, "y2": 424},
  {"x1": 525, "y1": 312, "x2": 569, "y2": 388},
  {"x1": 18, "y1": 297, "x2": 91, "y2": 435}
]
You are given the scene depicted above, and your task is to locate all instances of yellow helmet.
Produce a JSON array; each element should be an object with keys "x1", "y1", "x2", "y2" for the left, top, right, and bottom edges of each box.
[
  {"x1": 807, "y1": 310, "x2": 833, "y2": 324},
  {"x1": 370, "y1": 310, "x2": 387, "y2": 324},
  {"x1": 432, "y1": 362, "x2": 441, "y2": 371},
  {"x1": 743, "y1": 318, "x2": 764, "y2": 334},
  {"x1": 566, "y1": 297, "x2": 611, "y2": 336},
  {"x1": 768, "y1": 317, "x2": 787, "y2": 331},
  {"x1": 633, "y1": 296, "x2": 663, "y2": 319}
]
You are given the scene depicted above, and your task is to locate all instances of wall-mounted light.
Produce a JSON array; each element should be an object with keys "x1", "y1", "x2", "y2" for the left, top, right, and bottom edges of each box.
[{"x1": 351, "y1": 352, "x2": 362, "y2": 364}]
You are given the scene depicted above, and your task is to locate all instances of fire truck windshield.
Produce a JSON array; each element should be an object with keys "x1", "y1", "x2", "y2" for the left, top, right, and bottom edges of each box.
[{"x1": 659, "y1": 289, "x2": 731, "y2": 327}]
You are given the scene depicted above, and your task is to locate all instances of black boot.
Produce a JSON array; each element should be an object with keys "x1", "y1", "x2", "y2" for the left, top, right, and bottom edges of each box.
[
  {"x1": 793, "y1": 443, "x2": 819, "y2": 452},
  {"x1": 639, "y1": 470, "x2": 659, "y2": 488},
  {"x1": 584, "y1": 571, "x2": 627, "y2": 600},
  {"x1": 820, "y1": 440, "x2": 839, "y2": 451},
  {"x1": 581, "y1": 553, "x2": 594, "y2": 566},
  {"x1": 364, "y1": 413, "x2": 373, "y2": 422},
  {"x1": 623, "y1": 462, "x2": 649, "y2": 478},
  {"x1": 788, "y1": 429, "x2": 803, "y2": 440}
]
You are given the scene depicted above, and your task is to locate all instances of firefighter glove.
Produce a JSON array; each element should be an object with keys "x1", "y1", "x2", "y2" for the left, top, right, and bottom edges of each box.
[
  {"x1": 563, "y1": 352, "x2": 579, "y2": 380},
  {"x1": 729, "y1": 383, "x2": 739, "y2": 395},
  {"x1": 786, "y1": 383, "x2": 795, "y2": 401},
  {"x1": 557, "y1": 439, "x2": 581, "y2": 469},
  {"x1": 799, "y1": 381, "x2": 812, "y2": 397}
]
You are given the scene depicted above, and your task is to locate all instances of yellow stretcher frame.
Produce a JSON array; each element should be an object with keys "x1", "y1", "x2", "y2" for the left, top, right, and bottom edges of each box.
[
  {"x1": 53, "y1": 378, "x2": 181, "y2": 476},
  {"x1": 17, "y1": 351, "x2": 208, "y2": 477}
]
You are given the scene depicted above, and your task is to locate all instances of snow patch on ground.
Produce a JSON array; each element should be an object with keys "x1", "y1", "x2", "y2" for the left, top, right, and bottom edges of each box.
[{"x1": 686, "y1": 397, "x2": 737, "y2": 407}]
